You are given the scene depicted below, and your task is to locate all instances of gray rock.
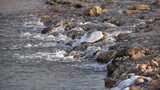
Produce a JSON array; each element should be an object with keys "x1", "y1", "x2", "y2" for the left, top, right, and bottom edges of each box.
[{"x1": 80, "y1": 31, "x2": 104, "y2": 43}]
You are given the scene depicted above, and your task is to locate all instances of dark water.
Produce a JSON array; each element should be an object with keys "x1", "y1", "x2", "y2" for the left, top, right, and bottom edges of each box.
[{"x1": 0, "y1": 0, "x2": 106, "y2": 90}]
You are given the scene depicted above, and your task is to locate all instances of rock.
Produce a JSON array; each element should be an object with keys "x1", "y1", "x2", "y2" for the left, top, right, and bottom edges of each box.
[
  {"x1": 41, "y1": 27, "x2": 53, "y2": 34},
  {"x1": 137, "y1": 64, "x2": 148, "y2": 72},
  {"x1": 105, "y1": 78, "x2": 116, "y2": 88},
  {"x1": 80, "y1": 31, "x2": 104, "y2": 43},
  {"x1": 96, "y1": 50, "x2": 117, "y2": 63},
  {"x1": 125, "y1": 10, "x2": 140, "y2": 16},
  {"x1": 68, "y1": 51, "x2": 80, "y2": 59},
  {"x1": 40, "y1": 15, "x2": 50, "y2": 23},
  {"x1": 130, "y1": 86, "x2": 142, "y2": 90},
  {"x1": 66, "y1": 27, "x2": 84, "y2": 39},
  {"x1": 156, "y1": 0, "x2": 160, "y2": 5},
  {"x1": 116, "y1": 33, "x2": 130, "y2": 41},
  {"x1": 87, "y1": 6, "x2": 107, "y2": 16},
  {"x1": 147, "y1": 80, "x2": 160, "y2": 90},
  {"x1": 128, "y1": 4, "x2": 150, "y2": 11},
  {"x1": 73, "y1": 42, "x2": 89, "y2": 51},
  {"x1": 125, "y1": 4, "x2": 150, "y2": 16},
  {"x1": 74, "y1": 3, "x2": 83, "y2": 8},
  {"x1": 127, "y1": 48, "x2": 145, "y2": 60},
  {"x1": 134, "y1": 77, "x2": 145, "y2": 85},
  {"x1": 84, "y1": 46, "x2": 101, "y2": 58}
]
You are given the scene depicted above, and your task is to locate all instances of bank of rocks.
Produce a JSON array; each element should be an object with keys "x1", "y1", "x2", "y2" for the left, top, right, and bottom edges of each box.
[{"x1": 42, "y1": 0, "x2": 160, "y2": 89}]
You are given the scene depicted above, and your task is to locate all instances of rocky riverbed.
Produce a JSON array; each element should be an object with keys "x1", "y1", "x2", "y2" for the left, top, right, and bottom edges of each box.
[{"x1": 42, "y1": 0, "x2": 160, "y2": 89}]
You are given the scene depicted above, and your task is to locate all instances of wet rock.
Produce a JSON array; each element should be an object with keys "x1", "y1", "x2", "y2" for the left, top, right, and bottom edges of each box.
[
  {"x1": 84, "y1": 46, "x2": 101, "y2": 58},
  {"x1": 96, "y1": 50, "x2": 117, "y2": 63},
  {"x1": 74, "y1": 3, "x2": 83, "y2": 8},
  {"x1": 156, "y1": 0, "x2": 160, "y2": 5},
  {"x1": 134, "y1": 77, "x2": 145, "y2": 85},
  {"x1": 125, "y1": 4, "x2": 150, "y2": 16},
  {"x1": 125, "y1": 10, "x2": 140, "y2": 16},
  {"x1": 45, "y1": 0, "x2": 56, "y2": 5},
  {"x1": 147, "y1": 80, "x2": 160, "y2": 90},
  {"x1": 105, "y1": 78, "x2": 116, "y2": 88},
  {"x1": 66, "y1": 27, "x2": 84, "y2": 39},
  {"x1": 127, "y1": 48, "x2": 145, "y2": 60},
  {"x1": 128, "y1": 4, "x2": 150, "y2": 11},
  {"x1": 137, "y1": 64, "x2": 148, "y2": 73},
  {"x1": 46, "y1": 0, "x2": 71, "y2": 5},
  {"x1": 80, "y1": 31, "x2": 104, "y2": 43},
  {"x1": 87, "y1": 6, "x2": 107, "y2": 16},
  {"x1": 73, "y1": 42, "x2": 90, "y2": 51},
  {"x1": 41, "y1": 27, "x2": 53, "y2": 34},
  {"x1": 40, "y1": 15, "x2": 50, "y2": 23},
  {"x1": 130, "y1": 86, "x2": 142, "y2": 90},
  {"x1": 109, "y1": 75, "x2": 152, "y2": 90},
  {"x1": 68, "y1": 51, "x2": 80, "y2": 59},
  {"x1": 116, "y1": 33, "x2": 130, "y2": 41}
]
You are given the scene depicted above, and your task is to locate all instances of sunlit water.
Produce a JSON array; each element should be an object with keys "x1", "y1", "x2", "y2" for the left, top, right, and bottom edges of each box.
[{"x1": 0, "y1": 0, "x2": 107, "y2": 90}]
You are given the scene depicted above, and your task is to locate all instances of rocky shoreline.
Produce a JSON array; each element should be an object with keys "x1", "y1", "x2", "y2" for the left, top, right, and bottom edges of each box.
[{"x1": 41, "y1": 0, "x2": 160, "y2": 89}]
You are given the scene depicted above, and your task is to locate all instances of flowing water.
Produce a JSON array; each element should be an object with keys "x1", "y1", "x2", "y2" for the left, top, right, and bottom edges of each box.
[{"x1": 0, "y1": 0, "x2": 106, "y2": 90}]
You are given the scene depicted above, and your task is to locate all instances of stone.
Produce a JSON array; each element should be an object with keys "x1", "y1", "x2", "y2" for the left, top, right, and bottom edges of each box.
[
  {"x1": 156, "y1": 0, "x2": 160, "y2": 5},
  {"x1": 68, "y1": 51, "x2": 80, "y2": 59},
  {"x1": 87, "y1": 6, "x2": 107, "y2": 16},
  {"x1": 74, "y1": 3, "x2": 83, "y2": 8},
  {"x1": 130, "y1": 86, "x2": 143, "y2": 90},
  {"x1": 80, "y1": 31, "x2": 104, "y2": 43},
  {"x1": 127, "y1": 48, "x2": 145, "y2": 60},
  {"x1": 125, "y1": 10, "x2": 140, "y2": 16},
  {"x1": 128, "y1": 4, "x2": 150, "y2": 11},
  {"x1": 105, "y1": 78, "x2": 116, "y2": 88},
  {"x1": 84, "y1": 46, "x2": 101, "y2": 58},
  {"x1": 41, "y1": 27, "x2": 53, "y2": 34},
  {"x1": 137, "y1": 64, "x2": 148, "y2": 72},
  {"x1": 125, "y1": 4, "x2": 150, "y2": 16},
  {"x1": 134, "y1": 77, "x2": 145, "y2": 85},
  {"x1": 96, "y1": 50, "x2": 117, "y2": 63},
  {"x1": 116, "y1": 33, "x2": 130, "y2": 41},
  {"x1": 40, "y1": 15, "x2": 50, "y2": 23},
  {"x1": 147, "y1": 80, "x2": 160, "y2": 90},
  {"x1": 66, "y1": 27, "x2": 84, "y2": 39}
]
